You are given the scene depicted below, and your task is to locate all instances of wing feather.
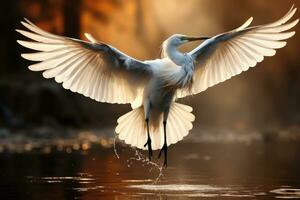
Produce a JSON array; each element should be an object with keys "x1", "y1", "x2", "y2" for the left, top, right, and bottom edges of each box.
[
  {"x1": 17, "y1": 19, "x2": 152, "y2": 104},
  {"x1": 17, "y1": 40, "x2": 65, "y2": 51},
  {"x1": 177, "y1": 6, "x2": 298, "y2": 98}
]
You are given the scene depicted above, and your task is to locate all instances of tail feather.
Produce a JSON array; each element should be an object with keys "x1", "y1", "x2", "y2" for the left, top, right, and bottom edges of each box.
[
  {"x1": 116, "y1": 107, "x2": 145, "y2": 149},
  {"x1": 116, "y1": 102, "x2": 195, "y2": 150}
]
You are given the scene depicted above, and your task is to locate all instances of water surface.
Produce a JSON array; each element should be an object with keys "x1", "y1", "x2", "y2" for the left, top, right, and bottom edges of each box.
[{"x1": 0, "y1": 140, "x2": 300, "y2": 199}]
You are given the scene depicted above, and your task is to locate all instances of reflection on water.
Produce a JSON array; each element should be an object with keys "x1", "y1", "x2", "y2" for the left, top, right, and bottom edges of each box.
[
  {"x1": 127, "y1": 184, "x2": 229, "y2": 192},
  {"x1": 0, "y1": 140, "x2": 300, "y2": 199},
  {"x1": 270, "y1": 188, "x2": 300, "y2": 199},
  {"x1": 28, "y1": 176, "x2": 95, "y2": 183}
]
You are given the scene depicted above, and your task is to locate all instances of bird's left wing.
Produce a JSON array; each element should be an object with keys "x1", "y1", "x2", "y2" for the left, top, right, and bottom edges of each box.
[
  {"x1": 17, "y1": 19, "x2": 152, "y2": 104},
  {"x1": 177, "y1": 6, "x2": 298, "y2": 98}
]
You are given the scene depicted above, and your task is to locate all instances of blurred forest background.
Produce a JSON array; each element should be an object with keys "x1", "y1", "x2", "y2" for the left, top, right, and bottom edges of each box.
[{"x1": 0, "y1": 0, "x2": 299, "y2": 145}]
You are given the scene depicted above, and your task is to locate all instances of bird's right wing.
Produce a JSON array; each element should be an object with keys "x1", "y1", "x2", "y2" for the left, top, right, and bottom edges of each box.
[
  {"x1": 17, "y1": 19, "x2": 152, "y2": 104},
  {"x1": 177, "y1": 6, "x2": 298, "y2": 98}
]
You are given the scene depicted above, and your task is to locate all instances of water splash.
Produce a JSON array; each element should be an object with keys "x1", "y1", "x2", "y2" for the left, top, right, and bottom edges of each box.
[
  {"x1": 113, "y1": 134, "x2": 163, "y2": 183},
  {"x1": 127, "y1": 148, "x2": 163, "y2": 183},
  {"x1": 113, "y1": 132, "x2": 120, "y2": 159}
]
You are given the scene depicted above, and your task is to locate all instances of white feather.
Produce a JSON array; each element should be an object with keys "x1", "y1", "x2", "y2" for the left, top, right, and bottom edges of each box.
[
  {"x1": 18, "y1": 19, "x2": 151, "y2": 105},
  {"x1": 177, "y1": 6, "x2": 298, "y2": 98},
  {"x1": 116, "y1": 102, "x2": 195, "y2": 150}
]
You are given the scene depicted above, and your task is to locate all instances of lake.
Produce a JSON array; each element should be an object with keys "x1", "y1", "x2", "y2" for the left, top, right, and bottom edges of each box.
[{"x1": 0, "y1": 138, "x2": 300, "y2": 199}]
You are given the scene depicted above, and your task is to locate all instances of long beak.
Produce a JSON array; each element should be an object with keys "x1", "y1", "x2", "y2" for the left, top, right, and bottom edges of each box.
[{"x1": 185, "y1": 36, "x2": 210, "y2": 41}]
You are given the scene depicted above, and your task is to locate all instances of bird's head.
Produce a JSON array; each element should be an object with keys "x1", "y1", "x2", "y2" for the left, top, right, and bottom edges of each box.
[
  {"x1": 161, "y1": 34, "x2": 209, "y2": 58},
  {"x1": 166, "y1": 34, "x2": 209, "y2": 46}
]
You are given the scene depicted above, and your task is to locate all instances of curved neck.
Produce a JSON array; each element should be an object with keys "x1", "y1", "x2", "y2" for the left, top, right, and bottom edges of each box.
[{"x1": 163, "y1": 43, "x2": 185, "y2": 66}]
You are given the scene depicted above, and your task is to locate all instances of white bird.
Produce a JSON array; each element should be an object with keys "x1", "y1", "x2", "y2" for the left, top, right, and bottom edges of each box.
[{"x1": 17, "y1": 6, "x2": 298, "y2": 166}]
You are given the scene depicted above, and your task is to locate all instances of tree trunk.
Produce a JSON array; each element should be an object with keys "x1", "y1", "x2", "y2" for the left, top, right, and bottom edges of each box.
[
  {"x1": 0, "y1": 0, "x2": 22, "y2": 74},
  {"x1": 63, "y1": 0, "x2": 81, "y2": 38}
]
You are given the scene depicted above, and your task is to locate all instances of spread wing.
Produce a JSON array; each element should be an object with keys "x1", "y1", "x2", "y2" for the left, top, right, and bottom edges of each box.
[
  {"x1": 17, "y1": 19, "x2": 152, "y2": 104},
  {"x1": 177, "y1": 6, "x2": 298, "y2": 98}
]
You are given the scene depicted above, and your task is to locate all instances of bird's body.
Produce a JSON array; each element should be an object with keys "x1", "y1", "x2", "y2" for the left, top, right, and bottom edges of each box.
[
  {"x1": 143, "y1": 55, "x2": 193, "y2": 123},
  {"x1": 17, "y1": 6, "x2": 298, "y2": 166},
  {"x1": 137, "y1": 37, "x2": 199, "y2": 132}
]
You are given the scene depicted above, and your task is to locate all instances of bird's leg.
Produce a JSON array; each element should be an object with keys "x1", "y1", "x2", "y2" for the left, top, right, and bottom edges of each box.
[
  {"x1": 159, "y1": 109, "x2": 169, "y2": 167},
  {"x1": 158, "y1": 121, "x2": 168, "y2": 167},
  {"x1": 143, "y1": 99, "x2": 152, "y2": 160},
  {"x1": 144, "y1": 118, "x2": 152, "y2": 160}
]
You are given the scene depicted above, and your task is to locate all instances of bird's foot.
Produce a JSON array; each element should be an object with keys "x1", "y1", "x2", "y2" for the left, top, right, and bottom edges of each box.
[
  {"x1": 144, "y1": 138, "x2": 153, "y2": 160},
  {"x1": 158, "y1": 144, "x2": 168, "y2": 168}
]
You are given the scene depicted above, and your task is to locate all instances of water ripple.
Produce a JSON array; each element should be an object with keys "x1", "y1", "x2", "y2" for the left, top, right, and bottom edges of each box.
[
  {"x1": 270, "y1": 188, "x2": 300, "y2": 199},
  {"x1": 128, "y1": 184, "x2": 229, "y2": 192}
]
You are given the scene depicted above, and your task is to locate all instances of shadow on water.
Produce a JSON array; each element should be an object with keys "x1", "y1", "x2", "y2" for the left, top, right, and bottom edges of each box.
[{"x1": 0, "y1": 138, "x2": 300, "y2": 199}]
